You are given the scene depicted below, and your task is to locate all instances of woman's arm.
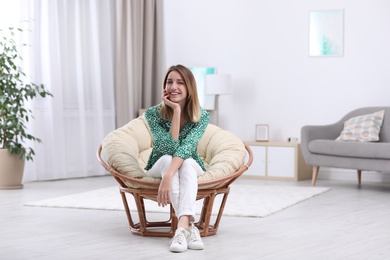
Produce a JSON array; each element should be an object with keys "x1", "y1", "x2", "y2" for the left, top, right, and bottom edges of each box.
[
  {"x1": 158, "y1": 105, "x2": 183, "y2": 206},
  {"x1": 144, "y1": 106, "x2": 180, "y2": 155},
  {"x1": 170, "y1": 106, "x2": 181, "y2": 141},
  {"x1": 157, "y1": 156, "x2": 183, "y2": 207}
]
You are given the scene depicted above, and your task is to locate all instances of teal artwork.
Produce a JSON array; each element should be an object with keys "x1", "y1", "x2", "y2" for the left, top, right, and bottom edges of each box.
[
  {"x1": 189, "y1": 67, "x2": 216, "y2": 110},
  {"x1": 309, "y1": 10, "x2": 344, "y2": 57}
]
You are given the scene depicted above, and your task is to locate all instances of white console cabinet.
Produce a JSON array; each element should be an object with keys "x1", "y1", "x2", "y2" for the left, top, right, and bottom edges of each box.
[{"x1": 244, "y1": 141, "x2": 312, "y2": 181}]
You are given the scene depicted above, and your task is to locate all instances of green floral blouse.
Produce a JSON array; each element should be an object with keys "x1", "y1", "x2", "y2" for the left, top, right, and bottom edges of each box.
[{"x1": 144, "y1": 104, "x2": 210, "y2": 171}]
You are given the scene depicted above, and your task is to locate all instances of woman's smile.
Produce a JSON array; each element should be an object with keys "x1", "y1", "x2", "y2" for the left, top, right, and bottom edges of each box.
[{"x1": 169, "y1": 90, "x2": 181, "y2": 98}]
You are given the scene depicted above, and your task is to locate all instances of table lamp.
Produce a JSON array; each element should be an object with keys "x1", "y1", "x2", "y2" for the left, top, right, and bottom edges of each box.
[{"x1": 204, "y1": 74, "x2": 232, "y2": 125}]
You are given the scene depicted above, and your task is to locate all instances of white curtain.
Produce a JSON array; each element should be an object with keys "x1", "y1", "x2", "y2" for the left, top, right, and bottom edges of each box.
[
  {"x1": 0, "y1": 0, "x2": 162, "y2": 181},
  {"x1": 20, "y1": 0, "x2": 116, "y2": 181}
]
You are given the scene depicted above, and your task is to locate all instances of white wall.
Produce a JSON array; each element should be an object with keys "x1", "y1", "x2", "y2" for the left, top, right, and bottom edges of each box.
[
  {"x1": 162, "y1": 0, "x2": 390, "y2": 181},
  {"x1": 163, "y1": 0, "x2": 390, "y2": 139}
]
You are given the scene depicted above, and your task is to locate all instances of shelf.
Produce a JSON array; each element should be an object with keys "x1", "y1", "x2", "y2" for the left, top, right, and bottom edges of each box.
[{"x1": 244, "y1": 141, "x2": 312, "y2": 181}]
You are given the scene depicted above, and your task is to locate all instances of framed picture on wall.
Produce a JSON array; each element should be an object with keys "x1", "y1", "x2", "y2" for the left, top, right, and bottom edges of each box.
[
  {"x1": 309, "y1": 10, "x2": 344, "y2": 57},
  {"x1": 255, "y1": 124, "x2": 269, "y2": 142}
]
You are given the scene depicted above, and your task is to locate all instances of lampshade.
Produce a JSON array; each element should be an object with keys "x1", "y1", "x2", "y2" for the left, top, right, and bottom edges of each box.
[{"x1": 204, "y1": 74, "x2": 232, "y2": 95}]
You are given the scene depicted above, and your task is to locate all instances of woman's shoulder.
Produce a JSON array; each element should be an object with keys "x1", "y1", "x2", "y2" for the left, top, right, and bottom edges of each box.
[
  {"x1": 145, "y1": 104, "x2": 161, "y2": 117},
  {"x1": 200, "y1": 108, "x2": 209, "y2": 115},
  {"x1": 144, "y1": 105, "x2": 163, "y2": 125},
  {"x1": 146, "y1": 104, "x2": 161, "y2": 113},
  {"x1": 200, "y1": 108, "x2": 210, "y2": 119},
  {"x1": 190, "y1": 108, "x2": 209, "y2": 126}
]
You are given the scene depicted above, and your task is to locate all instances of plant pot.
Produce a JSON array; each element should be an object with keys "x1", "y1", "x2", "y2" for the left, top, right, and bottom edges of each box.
[{"x1": 0, "y1": 149, "x2": 25, "y2": 189}]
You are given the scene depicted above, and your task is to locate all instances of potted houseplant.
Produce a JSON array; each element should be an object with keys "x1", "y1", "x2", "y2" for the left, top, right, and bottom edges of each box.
[{"x1": 0, "y1": 26, "x2": 52, "y2": 189}]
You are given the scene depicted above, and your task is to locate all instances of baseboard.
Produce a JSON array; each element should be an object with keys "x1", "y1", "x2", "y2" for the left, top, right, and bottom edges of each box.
[{"x1": 318, "y1": 167, "x2": 390, "y2": 183}]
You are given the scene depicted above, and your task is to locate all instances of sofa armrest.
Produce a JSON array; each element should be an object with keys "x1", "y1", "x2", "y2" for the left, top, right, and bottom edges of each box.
[
  {"x1": 301, "y1": 122, "x2": 344, "y2": 164},
  {"x1": 301, "y1": 123, "x2": 342, "y2": 143}
]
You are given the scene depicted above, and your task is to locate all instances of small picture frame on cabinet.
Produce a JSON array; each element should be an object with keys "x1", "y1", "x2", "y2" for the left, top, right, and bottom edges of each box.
[{"x1": 255, "y1": 124, "x2": 269, "y2": 142}]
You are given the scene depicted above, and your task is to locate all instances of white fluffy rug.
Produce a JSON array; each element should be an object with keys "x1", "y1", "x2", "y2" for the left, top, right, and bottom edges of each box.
[{"x1": 24, "y1": 184, "x2": 330, "y2": 218}]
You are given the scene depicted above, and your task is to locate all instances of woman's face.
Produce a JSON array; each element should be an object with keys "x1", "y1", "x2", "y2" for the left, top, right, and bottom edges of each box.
[{"x1": 165, "y1": 70, "x2": 188, "y2": 105}]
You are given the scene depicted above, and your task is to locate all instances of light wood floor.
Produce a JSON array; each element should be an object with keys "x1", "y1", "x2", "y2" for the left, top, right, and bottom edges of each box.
[{"x1": 1, "y1": 175, "x2": 390, "y2": 260}]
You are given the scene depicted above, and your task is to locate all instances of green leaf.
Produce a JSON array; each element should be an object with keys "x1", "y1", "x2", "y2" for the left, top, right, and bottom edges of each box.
[{"x1": 0, "y1": 26, "x2": 53, "y2": 161}]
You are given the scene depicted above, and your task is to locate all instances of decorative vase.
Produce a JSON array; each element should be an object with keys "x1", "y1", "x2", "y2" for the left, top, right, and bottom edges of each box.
[{"x1": 0, "y1": 149, "x2": 25, "y2": 189}]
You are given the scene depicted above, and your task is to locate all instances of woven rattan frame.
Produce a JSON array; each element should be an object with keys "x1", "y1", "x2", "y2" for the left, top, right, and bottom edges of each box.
[{"x1": 97, "y1": 143, "x2": 253, "y2": 238}]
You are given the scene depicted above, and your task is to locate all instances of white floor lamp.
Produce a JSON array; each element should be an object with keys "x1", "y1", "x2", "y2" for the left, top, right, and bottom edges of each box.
[{"x1": 204, "y1": 74, "x2": 232, "y2": 126}]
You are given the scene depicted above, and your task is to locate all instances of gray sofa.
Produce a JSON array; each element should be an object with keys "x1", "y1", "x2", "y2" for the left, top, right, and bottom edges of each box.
[{"x1": 301, "y1": 107, "x2": 390, "y2": 186}]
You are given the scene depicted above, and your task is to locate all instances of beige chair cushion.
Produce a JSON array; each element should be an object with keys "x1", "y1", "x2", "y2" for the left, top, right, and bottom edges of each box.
[{"x1": 102, "y1": 116, "x2": 246, "y2": 189}]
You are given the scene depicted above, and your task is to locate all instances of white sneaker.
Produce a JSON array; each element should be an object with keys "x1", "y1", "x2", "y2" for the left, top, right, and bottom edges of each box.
[
  {"x1": 187, "y1": 224, "x2": 204, "y2": 250},
  {"x1": 170, "y1": 227, "x2": 190, "y2": 253}
]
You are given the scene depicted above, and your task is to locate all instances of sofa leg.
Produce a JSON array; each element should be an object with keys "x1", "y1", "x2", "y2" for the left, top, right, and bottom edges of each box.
[
  {"x1": 311, "y1": 166, "x2": 320, "y2": 186},
  {"x1": 357, "y1": 170, "x2": 362, "y2": 187}
]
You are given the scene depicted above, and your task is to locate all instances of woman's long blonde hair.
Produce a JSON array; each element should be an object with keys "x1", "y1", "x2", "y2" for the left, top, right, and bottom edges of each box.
[{"x1": 159, "y1": 65, "x2": 201, "y2": 122}]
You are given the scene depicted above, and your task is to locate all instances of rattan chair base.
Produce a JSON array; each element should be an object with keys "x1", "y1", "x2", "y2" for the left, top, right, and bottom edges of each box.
[
  {"x1": 97, "y1": 143, "x2": 253, "y2": 238},
  {"x1": 118, "y1": 185, "x2": 230, "y2": 237}
]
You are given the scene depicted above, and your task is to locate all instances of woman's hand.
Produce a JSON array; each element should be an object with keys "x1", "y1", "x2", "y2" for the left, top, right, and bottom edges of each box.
[
  {"x1": 157, "y1": 175, "x2": 172, "y2": 207},
  {"x1": 162, "y1": 89, "x2": 180, "y2": 111}
]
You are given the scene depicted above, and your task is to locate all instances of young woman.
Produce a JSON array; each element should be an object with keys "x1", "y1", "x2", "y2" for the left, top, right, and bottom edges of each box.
[{"x1": 144, "y1": 65, "x2": 210, "y2": 253}]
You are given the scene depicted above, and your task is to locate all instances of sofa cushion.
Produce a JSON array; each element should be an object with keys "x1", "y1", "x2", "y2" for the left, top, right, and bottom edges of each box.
[
  {"x1": 336, "y1": 110, "x2": 385, "y2": 142},
  {"x1": 308, "y1": 139, "x2": 390, "y2": 159}
]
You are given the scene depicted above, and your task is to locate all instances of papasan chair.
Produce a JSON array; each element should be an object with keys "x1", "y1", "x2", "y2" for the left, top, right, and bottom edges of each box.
[{"x1": 97, "y1": 115, "x2": 253, "y2": 237}]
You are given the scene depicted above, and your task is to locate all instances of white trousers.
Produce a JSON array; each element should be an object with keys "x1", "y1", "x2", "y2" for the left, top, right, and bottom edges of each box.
[{"x1": 146, "y1": 155, "x2": 204, "y2": 222}]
